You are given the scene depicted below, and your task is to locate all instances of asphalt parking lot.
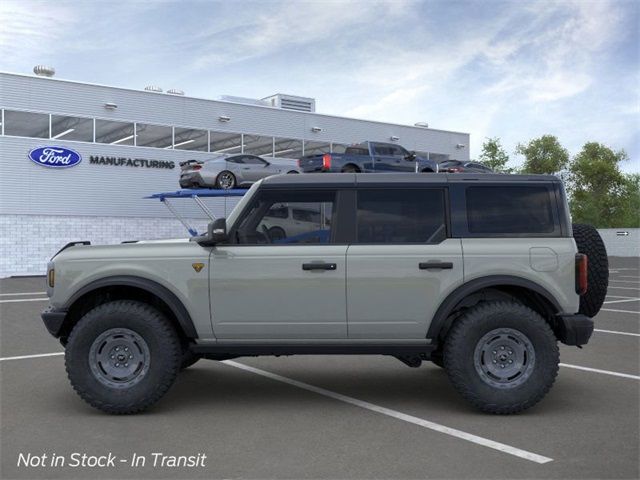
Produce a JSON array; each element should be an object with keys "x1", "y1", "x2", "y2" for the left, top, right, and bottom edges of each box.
[{"x1": 1, "y1": 257, "x2": 638, "y2": 479}]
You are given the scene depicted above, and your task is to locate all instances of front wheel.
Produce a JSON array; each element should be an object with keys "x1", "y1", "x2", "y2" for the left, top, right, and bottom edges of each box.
[
  {"x1": 65, "y1": 300, "x2": 182, "y2": 414},
  {"x1": 443, "y1": 301, "x2": 559, "y2": 414},
  {"x1": 215, "y1": 171, "x2": 236, "y2": 190}
]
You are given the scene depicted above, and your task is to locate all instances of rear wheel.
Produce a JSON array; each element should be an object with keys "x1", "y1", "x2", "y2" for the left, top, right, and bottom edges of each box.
[
  {"x1": 287, "y1": 170, "x2": 299, "y2": 174},
  {"x1": 443, "y1": 301, "x2": 559, "y2": 414},
  {"x1": 430, "y1": 350, "x2": 444, "y2": 368},
  {"x1": 268, "y1": 226, "x2": 287, "y2": 242},
  {"x1": 65, "y1": 300, "x2": 182, "y2": 414},
  {"x1": 215, "y1": 171, "x2": 236, "y2": 190},
  {"x1": 572, "y1": 223, "x2": 608, "y2": 317},
  {"x1": 341, "y1": 165, "x2": 359, "y2": 173}
]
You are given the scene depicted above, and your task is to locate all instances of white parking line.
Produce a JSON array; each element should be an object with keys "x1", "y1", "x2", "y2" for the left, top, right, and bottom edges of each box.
[
  {"x1": 0, "y1": 298, "x2": 48, "y2": 304},
  {"x1": 0, "y1": 292, "x2": 47, "y2": 296},
  {"x1": 2, "y1": 351, "x2": 639, "y2": 458},
  {"x1": 223, "y1": 360, "x2": 553, "y2": 464},
  {"x1": 603, "y1": 298, "x2": 640, "y2": 305},
  {"x1": 594, "y1": 328, "x2": 640, "y2": 337},
  {"x1": 616, "y1": 275, "x2": 640, "y2": 279},
  {"x1": 560, "y1": 363, "x2": 640, "y2": 380},
  {"x1": 606, "y1": 286, "x2": 640, "y2": 291},
  {"x1": 601, "y1": 308, "x2": 640, "y2": 314},
  {"x1": 609, "y1": 280, "x2": 640, "y2": 285},
  {"x1": 0, "y1": 352, "x2": 64, "y2": 362},
  {"x1": 606, "y1": 295, "x2": 637, "y2": 299}
]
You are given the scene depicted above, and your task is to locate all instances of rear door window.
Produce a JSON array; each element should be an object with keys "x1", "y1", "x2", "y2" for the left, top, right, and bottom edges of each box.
[
  {"x1": 356, "y1": 189, "x2": 447, "y2": 243},
  {"x1": 466, "y1": 186, "x2": 556, "y2": 234}
]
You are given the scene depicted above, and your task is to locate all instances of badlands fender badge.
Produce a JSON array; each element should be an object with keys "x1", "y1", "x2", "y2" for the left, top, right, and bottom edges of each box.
[{"x1": 192, "y1": 263, "x2": 204, "y2": 273}]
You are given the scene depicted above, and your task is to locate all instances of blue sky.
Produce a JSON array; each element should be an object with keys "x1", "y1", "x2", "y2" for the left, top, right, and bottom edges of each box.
[{"x1": 1, "y1": 0, "x2": 638, "y2": 172}]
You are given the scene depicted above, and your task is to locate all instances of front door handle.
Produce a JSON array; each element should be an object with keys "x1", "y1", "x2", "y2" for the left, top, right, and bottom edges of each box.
[
  {"x1": 419, "y1": 262, "x2": 453, "y2": 270},
  {"x1": 302, "y1": 262, "x2": 337, "y2": 271}
]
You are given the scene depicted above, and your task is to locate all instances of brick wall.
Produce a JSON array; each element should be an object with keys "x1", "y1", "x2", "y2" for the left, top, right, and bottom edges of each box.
[{"x1": 0, "y1": 214, "x2": 210, "y2": 277}]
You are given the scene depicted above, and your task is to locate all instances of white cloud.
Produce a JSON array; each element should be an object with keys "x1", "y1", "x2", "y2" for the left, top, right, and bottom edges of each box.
[
  {"x1": 0, "y1": 0, "x2": 636, "y2": 169},
  {"x1": 191, "y1": 0, "x2": 411, "y2": 69},
  {"x1": 0, "y1": 1, "x2": 75, "y2": 66}
]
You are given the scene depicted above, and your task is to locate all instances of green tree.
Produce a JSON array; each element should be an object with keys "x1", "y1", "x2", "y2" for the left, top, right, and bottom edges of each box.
[
  {"x1": 478, "y1": 137, "x2": 513, "y2": 173},
  {"x1": 618, "y1": 174, "x2": 640, "y2": 227},
  {"x1": 568, "y1": 142, "x2": 637, "y2": 227},
  {"x1": 516, "y1": 135, "x2": 569, "y2": 175}
]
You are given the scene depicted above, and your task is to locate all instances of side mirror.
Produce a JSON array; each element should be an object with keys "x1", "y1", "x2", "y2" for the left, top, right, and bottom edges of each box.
[
  {"x1": 405, "y1": 151, "x2": 417, "y2": 161},
  {"x1": 193, "y1": 218, "x2": 228, "y2": 246}
]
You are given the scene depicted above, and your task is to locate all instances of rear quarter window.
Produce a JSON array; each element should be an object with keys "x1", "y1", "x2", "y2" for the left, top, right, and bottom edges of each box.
[{"x1": 466, "y1": 186, "x2": 556, "y2": 235}]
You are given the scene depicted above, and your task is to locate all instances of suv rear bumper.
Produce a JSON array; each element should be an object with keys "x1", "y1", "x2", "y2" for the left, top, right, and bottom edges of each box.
[
  {"x1": 555, "y1": 313, "x2": 594, "y2": 346},
  {"x1": 42, "y1": 306, "x2": 68, "y2": 337}
]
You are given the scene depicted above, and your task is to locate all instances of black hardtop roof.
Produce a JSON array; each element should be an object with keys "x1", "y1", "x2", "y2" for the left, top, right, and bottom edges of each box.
[{"x1": 261, "y1": 173, "x2": 561, "y2": 188}]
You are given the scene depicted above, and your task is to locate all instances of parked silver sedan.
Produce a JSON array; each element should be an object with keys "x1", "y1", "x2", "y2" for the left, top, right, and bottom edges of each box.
[{"x1": 179, "y1": 154, "x2": 300, "y2": 189}]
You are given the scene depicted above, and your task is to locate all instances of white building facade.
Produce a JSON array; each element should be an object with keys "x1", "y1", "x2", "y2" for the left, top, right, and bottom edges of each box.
[{"x1": 0, "y1": 72, "x2": 470, "y2": 277}]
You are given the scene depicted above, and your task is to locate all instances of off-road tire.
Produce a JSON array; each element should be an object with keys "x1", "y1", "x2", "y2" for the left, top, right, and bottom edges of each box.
[
  {"x1": 430, "y1": 350, "x2": 444, "y2": 368},
  {"x1": 572, "y1": 223, "x2": 608, "y2": 317},
  {"x1": 65, "y1": 300, "x2": 181, "y2": 414},
  {"x1": 443, "y1": 301, "x2": 559, "y2": 414}
]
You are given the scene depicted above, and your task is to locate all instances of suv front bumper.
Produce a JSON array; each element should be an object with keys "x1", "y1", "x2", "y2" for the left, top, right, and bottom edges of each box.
[
  {"x1": 42, "y1": 306, "x2": 68, "y2": 337},
  {"x1": 555, "y1": 313, "x2": 594, "y2": 346}
]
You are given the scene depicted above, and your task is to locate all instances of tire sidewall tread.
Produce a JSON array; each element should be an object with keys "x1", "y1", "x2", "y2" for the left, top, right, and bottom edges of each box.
[
  {"x1": 443, "y1": 301, "x2": 559, "y2": 414},
  {"x1": 572, "y1": 223, "x2": 609, "y2": 317},
  {"x1": 65, "y1": 300, "x2": 181, "y2": 414}
]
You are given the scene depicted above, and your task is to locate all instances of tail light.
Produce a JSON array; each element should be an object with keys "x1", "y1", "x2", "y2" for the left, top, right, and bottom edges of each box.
[
  {"x1": 447, "y1": 167, "x2": 463, "y2": 173},
  {"x1": 322, "y1": 154, "x2": 332, "y2": 170},
  {"x1": 575, "y1": 253, "x2": 588, "y2": 295},
  {"x1": 297, "y1": 159, "x2": 301, "y2": 168}
]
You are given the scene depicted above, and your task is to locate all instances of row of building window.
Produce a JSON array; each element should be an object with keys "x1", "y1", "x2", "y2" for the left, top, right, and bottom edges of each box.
[{"x1": 0, "y1": 109, "x2": 448, "y2": 161}]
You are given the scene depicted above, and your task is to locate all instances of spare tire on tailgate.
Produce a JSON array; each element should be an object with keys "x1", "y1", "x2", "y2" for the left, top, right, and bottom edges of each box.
[{"x1": 572, "y1": 223, "x2": 608, "y2": 317}]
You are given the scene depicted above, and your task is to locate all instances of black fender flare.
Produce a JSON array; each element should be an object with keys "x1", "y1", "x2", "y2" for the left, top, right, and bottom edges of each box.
[
  {"x1": 426, "y1": 275, "x2": 561, "y2": 340},
  {"x1": 65, "y1": 275, "x2": 198, "y2": 338}
]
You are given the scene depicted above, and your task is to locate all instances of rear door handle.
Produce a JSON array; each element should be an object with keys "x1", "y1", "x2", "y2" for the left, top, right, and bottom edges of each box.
[
  {"x1": 419, "y1": 262, "x2": 453, "y2": 270},
  {"x1": 302, "y1": 262, "x2": 337, "y2": 271}
]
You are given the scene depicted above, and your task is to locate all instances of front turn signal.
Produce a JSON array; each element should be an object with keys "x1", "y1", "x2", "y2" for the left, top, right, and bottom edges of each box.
[{"x1": 48, "y1": 268, "x2": 55, "y2": 288}]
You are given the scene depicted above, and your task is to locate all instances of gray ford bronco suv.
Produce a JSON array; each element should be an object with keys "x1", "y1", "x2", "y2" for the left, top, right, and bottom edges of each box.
[{"x1": 42, "y1": 173, "x2": 608, "y2": 414}]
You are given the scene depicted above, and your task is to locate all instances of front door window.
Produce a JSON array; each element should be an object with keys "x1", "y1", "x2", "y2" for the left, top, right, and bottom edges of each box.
[{"x1": 235, "y1": 190, "x2": 335, "y2": 244}]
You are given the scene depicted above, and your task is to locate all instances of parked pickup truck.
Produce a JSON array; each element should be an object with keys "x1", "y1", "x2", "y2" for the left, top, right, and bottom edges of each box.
[{"x1": 298, "y1": 141, "x2": 439, "y2": 173}]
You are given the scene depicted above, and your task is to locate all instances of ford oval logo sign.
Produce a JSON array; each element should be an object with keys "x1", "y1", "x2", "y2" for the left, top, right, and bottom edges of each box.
[{"x1": 28, "y1": 146, "x2": 82, "y2": 168}]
